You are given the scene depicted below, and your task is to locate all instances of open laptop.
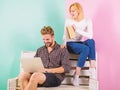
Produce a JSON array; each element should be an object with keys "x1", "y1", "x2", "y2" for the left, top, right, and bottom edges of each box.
[{"x1": 21, "y1": 57, "x2": 44, "y2": 73}]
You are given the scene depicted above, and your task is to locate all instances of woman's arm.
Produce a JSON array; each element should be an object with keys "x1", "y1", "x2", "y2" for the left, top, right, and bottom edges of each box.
[{"x1": 76, "y1": 19, "x2": 93, "y2": 39}]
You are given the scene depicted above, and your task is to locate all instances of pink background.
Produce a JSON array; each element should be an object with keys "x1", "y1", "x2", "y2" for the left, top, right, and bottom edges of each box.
[{"x1": 66, "y1": 0, "x2": 120, "y2": 90}]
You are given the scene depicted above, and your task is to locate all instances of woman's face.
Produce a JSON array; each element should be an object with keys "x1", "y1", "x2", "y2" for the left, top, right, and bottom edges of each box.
[{"x1": 70, "y1": 6, "x2": 79, "y2": 19}]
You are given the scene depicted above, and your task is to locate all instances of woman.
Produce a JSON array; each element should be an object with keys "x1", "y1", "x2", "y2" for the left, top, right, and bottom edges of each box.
[{"x1": 61, "y1": 2, "x2": 96, "y2": 86}]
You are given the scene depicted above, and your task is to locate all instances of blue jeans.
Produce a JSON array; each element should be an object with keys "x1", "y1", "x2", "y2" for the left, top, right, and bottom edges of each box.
[{"x1": 67, "y1": 39, "x2": 96, "y2": 68}]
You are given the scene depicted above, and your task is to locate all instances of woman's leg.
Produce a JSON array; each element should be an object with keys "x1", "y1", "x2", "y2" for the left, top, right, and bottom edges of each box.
[
  {"x1": 84, "y1": 39, "x2": 96, "y2": 68},
  {"x1": 67, "y1": 42, "x2": 89, "y2": 86},
  {"x1": 84, "y1": 39, "x2": 97, "y2": 79},
  {"x1": 67, "y1": 42, "x2": 90, "y2": 68}
]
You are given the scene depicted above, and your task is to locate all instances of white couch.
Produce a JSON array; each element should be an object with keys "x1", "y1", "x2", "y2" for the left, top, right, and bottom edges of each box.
[{"x1": 7, "y1": 51, "x2": 98, "y2": 90}]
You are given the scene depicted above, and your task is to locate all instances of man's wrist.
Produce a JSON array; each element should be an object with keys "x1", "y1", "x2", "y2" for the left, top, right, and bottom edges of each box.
[{"x1": 44, "y1": 68, "x2": 49, "y2": 73}]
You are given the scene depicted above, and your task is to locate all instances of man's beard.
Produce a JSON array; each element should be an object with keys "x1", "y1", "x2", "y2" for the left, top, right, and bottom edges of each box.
[{"x1": 45, "y1": 42, "x2": 53, "y2": 47}]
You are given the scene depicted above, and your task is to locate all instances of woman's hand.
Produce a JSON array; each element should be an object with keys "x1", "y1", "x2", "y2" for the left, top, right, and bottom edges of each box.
[
  {"x1": 72, "y1": 24, "x2": 76, "y2": 31},
  {"x1": 60, "y1": 44, "x2": 66, "y2": 48}
]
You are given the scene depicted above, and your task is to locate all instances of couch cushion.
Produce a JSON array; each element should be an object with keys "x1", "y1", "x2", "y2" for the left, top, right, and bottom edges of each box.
[{"x1": 37, "y1": 85, "x2": 89, "y2": 90}]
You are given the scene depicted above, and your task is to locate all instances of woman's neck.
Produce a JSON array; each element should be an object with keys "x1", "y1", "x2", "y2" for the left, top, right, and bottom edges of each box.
[{"x1": 73, "y1": 15, "x2": 84, "y2": 22}]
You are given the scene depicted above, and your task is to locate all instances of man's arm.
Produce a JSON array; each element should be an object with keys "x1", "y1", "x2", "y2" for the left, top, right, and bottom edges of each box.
[
  {"x1": 40, "y1": 48, "x2": 70, "y2": 74},
  {"x1": 60, "y1": 48, "x2": 71, "y2": 73},
  {"x1": 44, "y1": 48, "x2": 70, "y2": 74},
  {"x1": 44, "y1": 67, "x2": 64, "y2": 73}
]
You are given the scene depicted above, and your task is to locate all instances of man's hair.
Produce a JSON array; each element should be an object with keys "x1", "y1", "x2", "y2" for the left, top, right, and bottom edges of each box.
[{"x1": 40, "y1": 26, "x2": 54, "y2": 36}]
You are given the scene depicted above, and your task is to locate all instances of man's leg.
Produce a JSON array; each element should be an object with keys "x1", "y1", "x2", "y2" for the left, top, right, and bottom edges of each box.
[
  {"x1": 25, "y1": 72, "x2": 46, "y2": 90},
  {"x1": 18, "y1": 72, "x2": 31, "y2": 90}
]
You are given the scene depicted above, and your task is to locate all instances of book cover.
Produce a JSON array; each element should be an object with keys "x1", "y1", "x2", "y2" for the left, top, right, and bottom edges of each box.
[{"x1": 66, "y1": 26, "x2": 76, "y2": 39}]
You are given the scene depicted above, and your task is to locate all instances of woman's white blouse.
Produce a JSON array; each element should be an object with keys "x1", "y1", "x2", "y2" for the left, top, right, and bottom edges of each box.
[{"x1": 63, "y1": 18, "x2": 93, "y2": 44}]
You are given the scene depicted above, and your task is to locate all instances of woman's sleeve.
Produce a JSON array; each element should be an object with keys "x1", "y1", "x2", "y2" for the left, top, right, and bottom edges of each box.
[{"x1": 77, "y1": 19, "x2": 93, "y2": 39}]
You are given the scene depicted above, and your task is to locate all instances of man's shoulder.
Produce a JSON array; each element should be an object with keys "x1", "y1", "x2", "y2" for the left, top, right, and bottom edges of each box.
[
  {"x1": 37, "y1": 46, "x2": 45, "y2": 51},
  {"x1": 55, "y1": 43, "x2": 68, "y2": 52}
]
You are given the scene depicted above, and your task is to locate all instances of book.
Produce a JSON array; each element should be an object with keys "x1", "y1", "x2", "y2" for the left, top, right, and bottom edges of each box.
[{"x1": 66, "y1": 26, "x2": 76, "y2": 39}]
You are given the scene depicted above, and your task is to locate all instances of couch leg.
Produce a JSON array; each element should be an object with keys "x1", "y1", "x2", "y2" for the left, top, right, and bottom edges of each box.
[{"x1": 16, "y1": 79, "x2": 20, "y2": 90}]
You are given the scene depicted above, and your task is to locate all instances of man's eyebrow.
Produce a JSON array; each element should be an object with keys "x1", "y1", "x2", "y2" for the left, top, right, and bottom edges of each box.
[{"x1": 43, "y1": 38, "x2": 49, "y2": 40}]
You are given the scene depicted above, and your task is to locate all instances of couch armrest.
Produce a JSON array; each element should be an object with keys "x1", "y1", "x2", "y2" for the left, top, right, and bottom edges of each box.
[{"x1": 7, "y1": 77, "x2": 19, "y2": 90}]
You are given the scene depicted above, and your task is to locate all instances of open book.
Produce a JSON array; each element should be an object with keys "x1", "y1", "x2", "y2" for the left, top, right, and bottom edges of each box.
[{"x1": 66, "y1": 26, "x2": 76, "y2": 39}]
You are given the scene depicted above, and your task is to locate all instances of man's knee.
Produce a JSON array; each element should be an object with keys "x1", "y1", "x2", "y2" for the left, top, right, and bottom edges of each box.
[
  {"x1": 18, "y1": 72, "x2": 30, "y2": 81},
  {"x1": 29, "y1": 72, "x2": 46, "y2": 84}
]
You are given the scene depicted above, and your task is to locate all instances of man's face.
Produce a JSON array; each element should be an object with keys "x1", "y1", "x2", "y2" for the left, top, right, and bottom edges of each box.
[{"x1": 42, "y1": 34, "x2": 54, "y2": 47}]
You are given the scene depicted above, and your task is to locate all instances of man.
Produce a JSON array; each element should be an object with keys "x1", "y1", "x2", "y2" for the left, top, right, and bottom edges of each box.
[{"x1": 18, "y1": 26, "x2": 70, "y2": 90}]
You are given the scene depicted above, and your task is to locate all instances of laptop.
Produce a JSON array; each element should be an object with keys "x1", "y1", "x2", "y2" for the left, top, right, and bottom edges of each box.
[{"x1": 21, "y1": 57, "x2": 44, "y2": 73}]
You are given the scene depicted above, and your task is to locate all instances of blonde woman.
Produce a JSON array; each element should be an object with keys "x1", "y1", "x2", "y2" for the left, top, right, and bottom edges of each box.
[{"x1": 61, "y1": 2, "x2": 96, "y2": 86}]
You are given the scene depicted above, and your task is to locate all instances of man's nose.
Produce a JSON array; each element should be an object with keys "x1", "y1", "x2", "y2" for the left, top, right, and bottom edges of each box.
[{"x1": 44, "y1": 40, "x2": 48, "y2": 43}]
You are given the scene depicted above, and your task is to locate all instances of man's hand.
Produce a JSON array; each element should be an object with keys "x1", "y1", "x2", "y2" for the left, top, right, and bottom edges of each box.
[
  {"x1": 38, "y1": 68, "x2": 46, "y2": 73},
  {"x1": 44, "y1": 67, "x2": 64, "y2": 73}
]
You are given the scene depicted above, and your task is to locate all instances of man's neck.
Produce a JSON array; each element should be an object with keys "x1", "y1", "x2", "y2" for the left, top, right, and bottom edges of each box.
[{"x1": 47, "y1": 41, "x2": 55, "y2": 53}]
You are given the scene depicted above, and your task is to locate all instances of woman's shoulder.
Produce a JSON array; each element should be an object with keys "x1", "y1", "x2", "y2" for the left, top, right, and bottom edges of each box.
[
  {"x1": 65, "y1": 18, "x2": 74, "y2": 25},
  {"x1": 83, "y1": 18, "x2": 92, "y2": 25},
  {"x1": 65, "y1": 18, "x2": 73, "y2": 22},
  {"x1": 85, "y1": 18, "x2": 92, "y2": 22},
  {"x1": 82, "y1": 18, "x2": 91, "y2": 21}
]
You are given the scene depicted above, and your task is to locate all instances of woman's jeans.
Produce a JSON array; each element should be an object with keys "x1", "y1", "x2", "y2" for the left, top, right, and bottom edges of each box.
[{"x1": 67, "y1": 39, "x2": 96, "y2": 68}]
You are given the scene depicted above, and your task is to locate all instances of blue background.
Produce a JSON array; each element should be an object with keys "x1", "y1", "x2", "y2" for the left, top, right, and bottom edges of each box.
[{"x1": 0, "y1": 0, "x2": 65, "y2": 89}]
